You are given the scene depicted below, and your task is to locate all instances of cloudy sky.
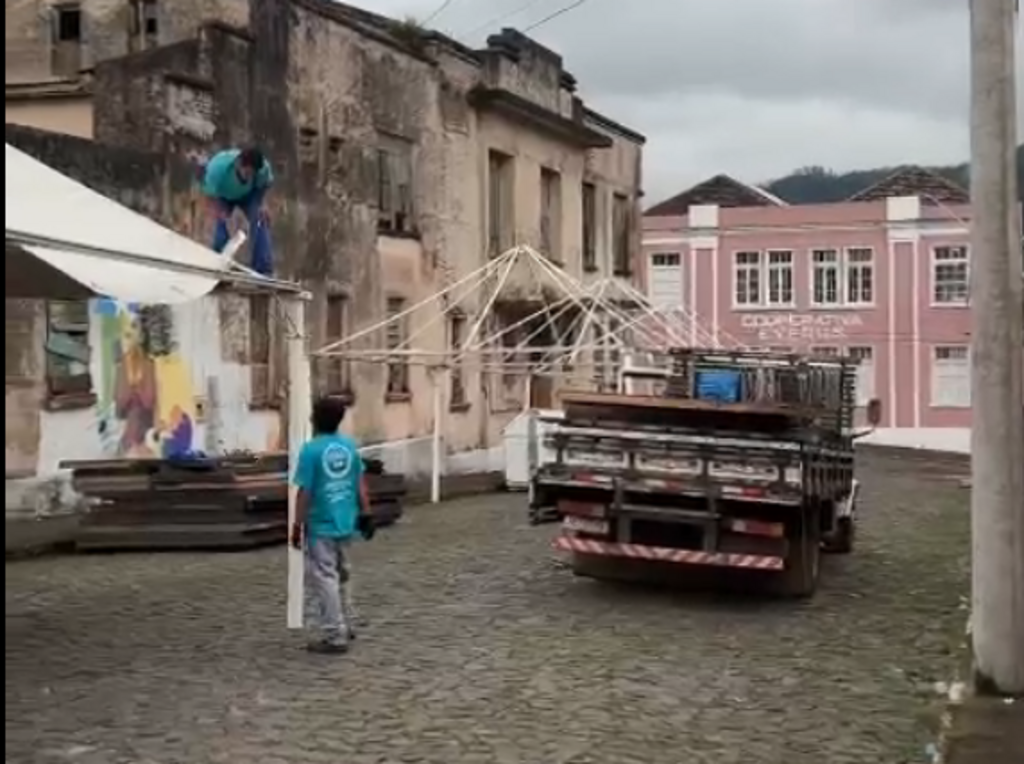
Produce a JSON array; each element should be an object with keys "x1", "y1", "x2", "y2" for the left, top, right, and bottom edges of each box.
[{"x1": 354, "y1": 0, "x2": 1023, "y2": 204}]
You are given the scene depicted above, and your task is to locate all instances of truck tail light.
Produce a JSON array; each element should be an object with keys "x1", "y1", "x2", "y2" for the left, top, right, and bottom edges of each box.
[{"x1": 558, "y1": 500, "x2": 606, "y2": 519}]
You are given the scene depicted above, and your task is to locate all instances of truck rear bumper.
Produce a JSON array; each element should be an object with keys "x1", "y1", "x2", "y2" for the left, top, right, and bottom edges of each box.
[{"x1": 554, "y1": 534, "x2": 785, "y2": 571}]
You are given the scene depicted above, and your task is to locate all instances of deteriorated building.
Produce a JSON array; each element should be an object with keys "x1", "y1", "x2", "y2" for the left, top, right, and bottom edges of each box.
[{"x1": 5, "y1": 0, "x2": 645, "y2": 491}]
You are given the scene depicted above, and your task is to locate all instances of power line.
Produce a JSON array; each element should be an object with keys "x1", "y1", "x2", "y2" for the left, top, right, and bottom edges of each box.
[
  {"x1": 523, "y1": 0, "x2": 595, "y2": 33},
  {"x1": 422, "y1": 0, "x2": 459, "y2": 26},
  {"x1": 463, "y1": 0, "x2": 546, "y2": 39}
]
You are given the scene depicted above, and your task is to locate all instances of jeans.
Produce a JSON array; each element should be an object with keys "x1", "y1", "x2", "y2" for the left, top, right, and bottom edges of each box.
[
  {"x1": 211, "y1": 187, "x2": 273, "y2": 276},
  {"x1": 304, "y1": 536, "x2": 356, "y2": 646}
]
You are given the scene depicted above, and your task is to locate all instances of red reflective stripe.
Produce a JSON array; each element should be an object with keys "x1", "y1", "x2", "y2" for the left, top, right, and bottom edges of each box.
[{"x1": 554, "y1": 536, "x2": 784, "y2": 571}]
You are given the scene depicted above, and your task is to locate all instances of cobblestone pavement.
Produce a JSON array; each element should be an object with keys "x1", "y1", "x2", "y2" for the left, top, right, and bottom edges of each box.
[{"x1": 6, "y1": 449, "x2": 971, "y2": 764}]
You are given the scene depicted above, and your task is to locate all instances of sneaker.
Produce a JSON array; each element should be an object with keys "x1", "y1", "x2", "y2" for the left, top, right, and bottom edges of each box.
[{"x1": 306, "y1": 640, "x2": 349, "y2": 655}]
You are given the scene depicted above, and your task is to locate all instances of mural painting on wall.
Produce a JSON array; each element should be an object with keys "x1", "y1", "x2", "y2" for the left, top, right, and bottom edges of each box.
[
  {"x1": 740, "y1": 313, "x2": 864, "y2": 343},
  {"x1": 95, "y1": 299, "x2": 198, "y2": 459}
]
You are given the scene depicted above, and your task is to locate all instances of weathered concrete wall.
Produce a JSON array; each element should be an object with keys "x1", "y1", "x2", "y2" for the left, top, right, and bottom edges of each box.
[
  {"x1": 7, "y1": 2, "x2": 646, "y2": 475},
  {"x1": 583, "y1": 113, "x2": 645, "y2": 281},
  {"x1": 5, "y1": 300, "x2": 46, "y2": 477},
  {"x1": 4, "y1": 0, "x2": 248, "y2": 83},
  {"x1": 5, "y1": 0, "x2": 54, "y2": 83},
  {"x1": 481, "y1": 30, "x2": 572, "y2": 118}
]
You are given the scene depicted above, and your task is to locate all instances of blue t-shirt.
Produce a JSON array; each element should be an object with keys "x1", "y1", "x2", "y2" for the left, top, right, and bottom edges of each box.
[
  {"x1": 293, "y1": 434, "x2": 364, "y2": 540},
  {"x1": 201, "y1": 149, "x2": 274, "y2": 202}
]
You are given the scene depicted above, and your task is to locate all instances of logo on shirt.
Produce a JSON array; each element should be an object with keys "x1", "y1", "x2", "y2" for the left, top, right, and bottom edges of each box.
[{"x1": 322, "y1": 443, "x2": 354, "y2": 480}]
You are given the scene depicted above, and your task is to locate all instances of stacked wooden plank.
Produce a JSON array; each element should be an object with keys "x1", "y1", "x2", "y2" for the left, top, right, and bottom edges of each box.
[{"x1": 65, "y1": 453, "x2": 407, "y2": 552}]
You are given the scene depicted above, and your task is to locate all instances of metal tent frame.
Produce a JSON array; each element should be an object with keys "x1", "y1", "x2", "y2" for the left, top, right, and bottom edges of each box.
[{"x1": 308, "y1": 244, "x2": 739, "y2": 506}]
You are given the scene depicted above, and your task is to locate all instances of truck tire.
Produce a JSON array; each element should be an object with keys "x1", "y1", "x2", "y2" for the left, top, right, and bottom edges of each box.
[
  {"x1": 823, "y1": 516, "x2": 855, "y2": 555},
  {"x1": 571, "y1": 553, "x2": 620, "y2": 581},
  {"x1": 776, "y1": 516, "x2": 822, "y2": 598}
]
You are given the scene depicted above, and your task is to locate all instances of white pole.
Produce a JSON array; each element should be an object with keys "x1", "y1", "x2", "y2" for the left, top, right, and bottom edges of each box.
[
  {"x1": 969, "y1": 0, "x2": 1024, "y2": 695},
  {"x1": 431, "y1": 367, "x2": 445, "y2": 504},
  {"x1": 285, "y1": 295, "x2": 312, "y2": 631}
]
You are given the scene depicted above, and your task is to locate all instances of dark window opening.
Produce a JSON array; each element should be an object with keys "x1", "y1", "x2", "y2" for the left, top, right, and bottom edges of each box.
[
  {"x1": 582, "y1": 182, "x2": 598, "y2": 272},
  {"x1": 540, "y1": 167, "x2": 562, "y2": 261},
  {"x1": 488, "y1": 150, "x2": 514, "y2": 257},
  {"x1": 325, "y1": 295, "x2": 351, "y2": 396},
  {"x1": 377, "y1": 138, "x2": 415, "y2": 236},
  {"x1": 45, "y1": 300, "x2": 92, "y2": 398},
  {"x1": 386, "y1": 297, "x2": 410, "y2": 397},
  {"x1": 249, "y1": 295, "x2": 272, "y2": 406},
  {"x1": 449, "y1": 313, "x2": 467, "y2": 408},
  {"x1": 613, "y1": 193, "x2": 633, "y2": 277},
  {"x1": 51, "y1": 4, "x2": 83, "y2": 77},
  {"x1": 56, "y1": 6, "x2": 82, "y2": 41}
]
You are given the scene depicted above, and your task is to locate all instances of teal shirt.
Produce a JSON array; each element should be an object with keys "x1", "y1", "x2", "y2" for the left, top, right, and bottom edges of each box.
[
  {"x1": 293, "y1": 434, "x2": 364, "y2": 541},
  {"x1": 201, "y1": 149, "x2": 274, "y2": 202}
]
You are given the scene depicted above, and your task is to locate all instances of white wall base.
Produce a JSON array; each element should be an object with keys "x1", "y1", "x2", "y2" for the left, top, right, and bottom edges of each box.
[{"x1": 858, "y1": 428, "x2": 970, "y2": 454}]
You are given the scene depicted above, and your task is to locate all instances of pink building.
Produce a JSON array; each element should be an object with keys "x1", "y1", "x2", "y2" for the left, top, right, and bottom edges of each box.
[{"x1": 642, "y1": 170, "x2": 979, "y2": 451}]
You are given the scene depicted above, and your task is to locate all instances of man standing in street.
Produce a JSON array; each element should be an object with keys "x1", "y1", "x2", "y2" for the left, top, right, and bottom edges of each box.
[
  {"x1": 291, "y1": 397, "x2": 374, "y2": 654},
  {"x1": 197, "y1": 146, "x2": 275, "y2": 276}
]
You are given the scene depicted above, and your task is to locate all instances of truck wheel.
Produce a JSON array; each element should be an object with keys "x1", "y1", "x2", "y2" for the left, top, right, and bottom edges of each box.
[
  {"x1": 571, "y1": 553, "x2": 618, "y2": 581},
  {"x1": 776, "y1": 520, "x2": 822, "y2": 598},
  {"x1": 823, "y1": 516, "x2": 855, "y2": 555}
]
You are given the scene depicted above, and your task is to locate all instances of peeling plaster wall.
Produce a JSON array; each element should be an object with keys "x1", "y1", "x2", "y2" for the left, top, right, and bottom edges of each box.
[
  {"x1": 5, "y1": 4, "x2": 646, "y2": 511},
  {"x1": 5, "y1": 0, "x2": 248, "y2": 83}
]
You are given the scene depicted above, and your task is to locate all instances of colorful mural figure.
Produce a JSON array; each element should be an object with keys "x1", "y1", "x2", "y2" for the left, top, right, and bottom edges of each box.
[{"x1": 95, "y1": 300, "x2": 198, "y2": 459}]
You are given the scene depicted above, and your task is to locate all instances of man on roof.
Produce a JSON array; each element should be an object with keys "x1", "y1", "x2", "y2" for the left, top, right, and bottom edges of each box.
[{"x1": 197, "y1": 147, "x2": 275, "y2": 276}]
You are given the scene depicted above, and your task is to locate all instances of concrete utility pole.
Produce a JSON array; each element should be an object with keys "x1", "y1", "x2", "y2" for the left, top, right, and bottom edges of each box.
[{"x1": 968, "y1": 0, "x2": 1024, "y2": 696}]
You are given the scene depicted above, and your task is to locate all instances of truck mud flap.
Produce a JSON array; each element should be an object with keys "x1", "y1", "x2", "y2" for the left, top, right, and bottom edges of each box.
[{"x1": 553, "y1": 535, "x2": 784, "y2": 571}]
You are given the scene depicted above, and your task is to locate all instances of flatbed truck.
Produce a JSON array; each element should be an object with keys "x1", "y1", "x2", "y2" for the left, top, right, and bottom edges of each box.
[{"x1": 530, "y1": 349, "x2": 878, "y2": 597}]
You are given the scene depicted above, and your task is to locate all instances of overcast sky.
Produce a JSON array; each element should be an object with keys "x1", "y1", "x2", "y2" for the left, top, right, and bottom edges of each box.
[{"x1": 354, "y1": 0, "x2": 1023, "y2": 204}]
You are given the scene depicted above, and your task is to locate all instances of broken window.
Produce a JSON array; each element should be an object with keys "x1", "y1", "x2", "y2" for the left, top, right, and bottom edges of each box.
[
  {"x1": 582, "y1": 182, "x2": 598, "y2": 272},
  {"x1": 612, "y1": 193, "x2": 633, "y2": 277},
  {"x1": 500, "y1": 320, "x2": 521, "y2": 390},
  {"x1": 129, "y1": 0, "x2": 159, "y2": 50},
  {"x1": 249, "y1": 294, "x2": 272, "y2": 406},
  {"x1": 488, "y1": 150, "x2": 514, "y2": 257},
  {"x1": 449, "y1": 312, "x2": 467, "y2": 409},
  {"x1": 51, "y1": 4, "x2": 83, "y2": 78},
  {"x1": 324, "y1": 294, "x2": 351, "y2": 396},
  {"x1": 385, "y1": 297, "x2": 410, "y2": 398},
  {"x1": 377, "y1": 137, "x2": 415, "y2": 236},
  {"x1": 540, "y1": 167, "x2": 562, "y2": 261},
  {"x1": 45, "y1": 300, "x2": 92, "y2": 398}
]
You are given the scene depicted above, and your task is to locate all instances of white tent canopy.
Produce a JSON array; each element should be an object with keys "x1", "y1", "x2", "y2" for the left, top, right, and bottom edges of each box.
[{"x1": 5, "y1": 143, "x2": 299, "y2": 303}]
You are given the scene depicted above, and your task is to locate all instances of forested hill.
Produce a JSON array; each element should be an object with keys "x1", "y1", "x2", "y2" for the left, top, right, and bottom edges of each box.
[{"x1": 762, "y1": 144, "x2": 1024, "y2": 204}]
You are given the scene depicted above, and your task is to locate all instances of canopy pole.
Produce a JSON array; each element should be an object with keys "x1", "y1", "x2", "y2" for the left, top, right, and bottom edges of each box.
[
  {"x1": 285, "y1": 295, "x2": 312, "y2": 631},
  {"x1": 431, "y1": 367, "x2": 446, "y2": 504}
]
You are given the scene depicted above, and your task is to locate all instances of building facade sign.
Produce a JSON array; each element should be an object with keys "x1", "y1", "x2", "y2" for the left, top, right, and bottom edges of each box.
[{"x1": 740, "y1": 313, "x2": 864, "y2": 343}]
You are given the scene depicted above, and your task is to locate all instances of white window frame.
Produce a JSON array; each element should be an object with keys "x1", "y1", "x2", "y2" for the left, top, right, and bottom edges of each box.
[
  {"x1": 766, "y1": 250, "x2": 795, "y2": 307},
  {"x1": 931, "y1": 345, "x2": 971, "y2": 408},
  {"x1": 845, "y1": 247, "x2": 876, "y2": 307},
  {"x1": 810, "y1": 247, "x2": 875, "y2": 308},
  {"x1": 932, "y1": 245, "x2": 970, "y2": 307},
  {"x1": 733, "y1": 250, "x2": 794, "y2": 309},
  {"x1": 811, "y1": 248, "x2": 841, "y2": 307},
  {"x1": 733, "y1": 251, "x2": 763, "y2": 308},
  {"x1": 810, "y1": 346, "x2": 841, "y2": 358},
  {"x1": 846, "y1": 346, "x2": 876, "y2": 406}
]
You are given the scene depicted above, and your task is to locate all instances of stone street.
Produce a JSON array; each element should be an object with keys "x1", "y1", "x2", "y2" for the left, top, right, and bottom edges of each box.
[{"x1": 6, "y1": 449, "x2": 971, "y2": 764}]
